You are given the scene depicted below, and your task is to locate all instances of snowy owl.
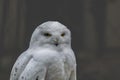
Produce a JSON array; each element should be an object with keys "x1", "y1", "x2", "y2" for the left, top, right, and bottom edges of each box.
[{"x1": 10, "y1": 21, "x2": 77, "y2": 80}]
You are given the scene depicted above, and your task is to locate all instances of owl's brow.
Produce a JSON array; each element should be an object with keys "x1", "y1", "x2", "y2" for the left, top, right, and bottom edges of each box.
[{"x1": 40, "y1": 30, "x2": 50, "y2": 34}]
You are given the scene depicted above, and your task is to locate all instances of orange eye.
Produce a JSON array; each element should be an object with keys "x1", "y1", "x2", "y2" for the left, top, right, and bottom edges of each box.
[
  {"x1": 44, "y1": 33, "x2": 51, "y2": 37},
  {"x1": 61, "y1": 33, "x2": 65, "y2": 37}
]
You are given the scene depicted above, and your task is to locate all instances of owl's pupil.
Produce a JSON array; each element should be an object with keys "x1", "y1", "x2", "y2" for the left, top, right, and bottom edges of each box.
[
  {"x1": 61, "y1": 33, "x2": 65, "y2": 37},
  {"x1": 44, "y1": 33, "x2": 51, "y2": 37}
]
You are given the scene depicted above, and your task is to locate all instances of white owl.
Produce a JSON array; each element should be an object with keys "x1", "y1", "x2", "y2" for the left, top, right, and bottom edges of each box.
[{"x1": 10, "y1": 21, "x2": 77, "y2": 80}]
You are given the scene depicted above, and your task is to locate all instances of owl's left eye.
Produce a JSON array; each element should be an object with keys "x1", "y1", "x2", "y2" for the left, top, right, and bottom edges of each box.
[
  {"x1": 44, "y1": 33, "x2": 51, "y2": 37},
  {"x1": 61, "y1": 33, "x2": 65, "y2": 37}
]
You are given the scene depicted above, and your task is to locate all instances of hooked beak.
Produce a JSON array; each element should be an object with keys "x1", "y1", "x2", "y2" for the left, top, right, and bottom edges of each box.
[{"x1": 53, "y1": 38, "x2": 59, "y2": 46}]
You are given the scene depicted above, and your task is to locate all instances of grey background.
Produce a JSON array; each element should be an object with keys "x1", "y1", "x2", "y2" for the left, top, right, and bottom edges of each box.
[{"x1": 0, "y1": 0, "x2": 120, "y2": 80}]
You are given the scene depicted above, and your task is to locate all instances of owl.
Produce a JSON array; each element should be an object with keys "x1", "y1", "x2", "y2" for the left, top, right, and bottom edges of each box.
[{"x1": 10, "y1": 21, "x2": 77, "y2": 80}]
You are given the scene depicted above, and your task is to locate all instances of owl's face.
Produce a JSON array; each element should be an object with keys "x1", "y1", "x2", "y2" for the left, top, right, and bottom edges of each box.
[{"x1": 30, "y1": 21, "x2": 71, "y2": 49}]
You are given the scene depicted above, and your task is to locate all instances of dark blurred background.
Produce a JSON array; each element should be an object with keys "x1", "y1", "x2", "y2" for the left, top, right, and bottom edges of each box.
[{"x1": 0, "y1": 0, "x2": 120, "y2": 80}]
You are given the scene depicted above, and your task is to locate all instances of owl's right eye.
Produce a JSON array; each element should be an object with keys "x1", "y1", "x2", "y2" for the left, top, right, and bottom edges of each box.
[
  {"x1": 43, "y1": 33, "x2": 51, "y2": 37},
  {"x1": 61, "y1": 33, "x2": 65, "y2": 37}
]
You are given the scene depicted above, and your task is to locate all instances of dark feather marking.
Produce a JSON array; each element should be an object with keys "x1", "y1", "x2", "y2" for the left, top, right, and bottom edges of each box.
[
  {"x1": 14, "y1": 74, "x2": 16, "y2": 76},
  {"x1": 22, "y1": 76, "x2": 24, "y2": 79},
  {"x1": 36, "y1": 76, "x2": 39, "y2": 80},
  {"x1": 15, "y1": 67, "x2": 18, "y2": 72}
]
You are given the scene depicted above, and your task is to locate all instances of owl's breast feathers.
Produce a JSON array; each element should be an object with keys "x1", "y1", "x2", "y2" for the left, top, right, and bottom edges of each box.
[
  {"x1": 32, "y1": 48, "x2": 76, "y2": 68},
  {"x1": 31, "y1": 48, "x2": 76, "y2": 80}
]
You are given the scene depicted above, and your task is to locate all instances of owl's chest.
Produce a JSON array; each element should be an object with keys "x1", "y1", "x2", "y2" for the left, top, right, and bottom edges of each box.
[
  {"x1": 33, "y1": 48, "x2": 75, "y2": 78},
  {"x1": 45, "y1": 52, "x2": 75, "y2": 80}
]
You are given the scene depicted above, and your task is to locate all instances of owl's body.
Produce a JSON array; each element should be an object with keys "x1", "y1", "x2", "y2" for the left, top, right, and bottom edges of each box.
[{"x1": 10, "y1": 21, "x2": 76, "y2": 80}]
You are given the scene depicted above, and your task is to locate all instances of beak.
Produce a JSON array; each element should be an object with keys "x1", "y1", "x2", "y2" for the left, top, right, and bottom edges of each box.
[{"x1": 53, "y1": 38, "x2": 59, "y2": 46}]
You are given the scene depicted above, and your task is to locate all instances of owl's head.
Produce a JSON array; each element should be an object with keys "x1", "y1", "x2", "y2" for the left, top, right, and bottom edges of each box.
[{"x1": 29, "y1": 21, "x2": 71, "y2": 49}]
